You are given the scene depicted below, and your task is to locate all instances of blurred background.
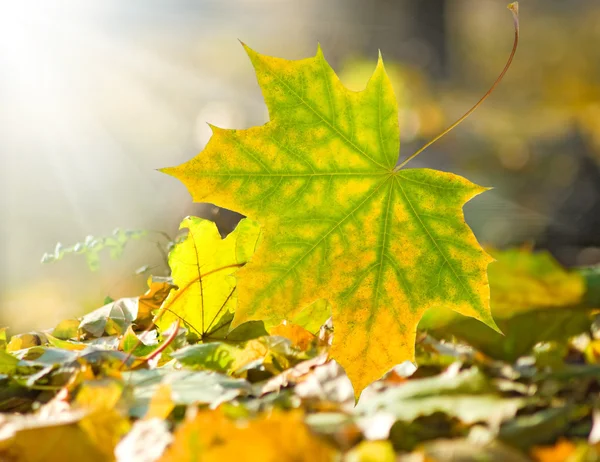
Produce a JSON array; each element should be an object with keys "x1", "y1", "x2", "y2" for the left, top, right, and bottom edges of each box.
[{"x1": 1, "y1": 0, "x2": 599, "y2": 333}]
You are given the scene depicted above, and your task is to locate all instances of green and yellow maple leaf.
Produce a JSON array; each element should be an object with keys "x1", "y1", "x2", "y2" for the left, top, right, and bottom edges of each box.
[
  {"x1": 155, "y1": 216, "x2": 260, "y2": 340},
  {"x1": 162, "y1": 45, "x2": 498, "y2": 396}
]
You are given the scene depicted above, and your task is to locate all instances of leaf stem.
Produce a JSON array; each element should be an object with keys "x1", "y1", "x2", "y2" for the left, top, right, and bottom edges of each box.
[
  {"x1": 119, "y1": 317, "x2": 182, "y2": 370},
  {"x1": 394, "y1": 2, "x2": 520, "y2": 171},
  {"x1": 140, "y1": 318, "x2": 181, "y2": 363}
]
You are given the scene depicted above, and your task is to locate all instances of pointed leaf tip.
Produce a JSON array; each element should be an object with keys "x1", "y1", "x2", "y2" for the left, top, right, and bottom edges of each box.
[
  {"x1": 316, "y1": 42, "x2": 324, "y2": 57},
  {"x1": 206, "y1": 122, "x2": 220, "y2": 133},
  {"x1": 240, "y1": 41, "x2": 258, "y2": 61}
]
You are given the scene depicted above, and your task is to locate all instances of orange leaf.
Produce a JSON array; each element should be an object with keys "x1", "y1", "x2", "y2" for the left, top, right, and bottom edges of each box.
[
  {"x1": 531, "y1": 439, "x2": 577, "y2": 462},
  {"x1": 271, "y1": 322, "x2": 316, "y2": 350}
]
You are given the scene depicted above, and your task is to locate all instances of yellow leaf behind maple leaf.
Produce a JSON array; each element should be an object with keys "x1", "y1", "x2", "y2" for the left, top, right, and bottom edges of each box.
[{"x1": 156, "y1": 216, "x2": 260, "y2": 340}]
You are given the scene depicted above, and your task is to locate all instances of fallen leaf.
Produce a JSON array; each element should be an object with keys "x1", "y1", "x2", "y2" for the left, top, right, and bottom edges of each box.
[
  {"x1": 499, "y1": 406, "x2": 586, "y2": 450},
  {"x1": 171, "y1": 341, "x2": 263, "y2": 374},
  {"x1": 79, "y1": 298, "x2": 139, "y2": 337},
  {"x1": 590, "y1": 408, "x2": 600, "y2": 445},
  {"x1": 254, "y1": 353, "x2": 328, "y2": 396},
  {"x1": 122, "y1": 369, "x2": 251, "y2": 418},
  {"x1": 144, "y1": 384, "x2": 175, "y2": 420},
  {"x1": 162, "y1": 44, "x2": 497, "y2": 396},
  {"x1": 45, "y1": 333, "x2": 87, "y2": 351},
  {"x1": 271, "y1": 321, "x2": 316, "y2": 350},
  {"x1": 0, "y1": 350, "x2": 19, "y2": 375},
  {"x1": 78, "y1": 277, "x2": 175, "y2": 339},
  {"x1": 0, "y1": 413, "x2": 105, "y2": 462},
  {"x1": 224, "y1": 320, "x2": 269, "y2": 342},
  {"x1": 421, "y1": 249, "x2": 591, "y2": 361},
  {"x1": 345, "y1": 440, "x2": 395, "y2": 462},
  {"x1": 489, "y1": 248, "x2": 585, "y2": 317},
  {"x1": 51, "y1": 319, "x2": 80, "y2": 340},
  {"x1": 160, "y1": 409, "x2": 336, "y2": 462},
  {"x1": 413, "y1": 437, "x2": 530, "y2": 462},
  {"x1": 0, "y1": 384, "x2": 128, "y2": 462},
  {"x1": 6, "y1": 333, "x2": 45, "y2": 352},
  {"x1": 74, "y1": 379, "x2": 131, "y2": 459},
  {"x1": 119, "y1": 326, "x2": 158, "y2": 357},
  {"x1": 531, "y1": 438, "x2": 577, "y2": 462},
  {"x1": 290, "y1": 300, "x2": 332, "y2": 335},
  {"x1": 171, "y1": 335, "x2": 302, "y2": 376},
  {"x1": 115, "y1": 418, "x2": 173, "y2": 462},
  {"x1": 0, "y1": 328, "x2": 7, "y2": 349},
  {"x1": 155, "y1": 217, "x2": 260, "y2": 341},
  {"x1": 137, "y1": 277, "x2": 176, "y2": 330},
  {"x1": 357, "y1": 367, "x2": 527, "y2": 427},
  {"x1": 295, "y1": 360, "x2": 355, "y2": 409}
]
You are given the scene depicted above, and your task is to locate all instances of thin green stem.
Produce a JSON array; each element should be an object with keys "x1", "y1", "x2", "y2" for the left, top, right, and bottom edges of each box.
[{"x1": 395, "y1": 2, "x2": 520, "y2": 171}]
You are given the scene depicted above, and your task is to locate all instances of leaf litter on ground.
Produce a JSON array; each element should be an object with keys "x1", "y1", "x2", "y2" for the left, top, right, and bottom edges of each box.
[
  {"x1": 4, "y1": 38, "x2": 600, "y2": 461},
  {"x1": 3, "y1": 216, "x2": 600, "y2": 461}
]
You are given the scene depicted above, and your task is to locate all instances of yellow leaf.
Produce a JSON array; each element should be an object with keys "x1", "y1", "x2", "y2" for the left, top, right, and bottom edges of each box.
[
  {"x1": 160, "y1": 409, "x2": 336, "y2": 462},
  {"x1": 45, "y1": 333, "x2": 87, "y2": 351},
  {"x1": 75, "y1": 380, "x2": 131, "y2": 459},
  {"x1": 51, "y1": 318, "x2": 80, "y2": 340},
  {"x1": 290, "y1": 299, "x2": 331, "y2": 335},
  {"x1": 0, "y1": 327, "x2": 7, "y2": 349},
  {"x1": 6, "y1": 333, "x2": 44, "y2": 352},
  {"x1": 162, "y1": 45, "x2": 496, "y2": 396},
  {"x1": 144, "y1": 384, "x2": 175, "y2": 420},
  {"x1": 0, "y1": 417, "x2": 106, "y2": 462},
  {"x1": 488, "y1": 248, "x2": 585, "y2": 319},
  {"x1": 155, "y1": 217, "x2": 260, "y2": 339},
  {"x1": 420, "y1": 248, "x2": 589, "y2": 361},
  {"x1": 156, "y1": 216, "x2": 260, "y2": 340},
  {"x1": 0, "y1": 383, "x2": 129, "y2": 462},
  {"x1": 345, "y1": 440, "x2": 396, "y2": 462},
  {"x1": 585, "y1": 340, "x2": 600, "y2": 364},
  {"x1": 230, "y1": 337, "x2": 290, "y2": 374}
]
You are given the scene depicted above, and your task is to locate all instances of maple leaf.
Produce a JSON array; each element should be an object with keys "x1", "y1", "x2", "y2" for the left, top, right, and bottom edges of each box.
[
  {"x1": 155, "y1": 216, "x2": 260, "y2": 340},
  {"x1": 161, "y1": 45, "x2": 499, "y2": 396}
]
